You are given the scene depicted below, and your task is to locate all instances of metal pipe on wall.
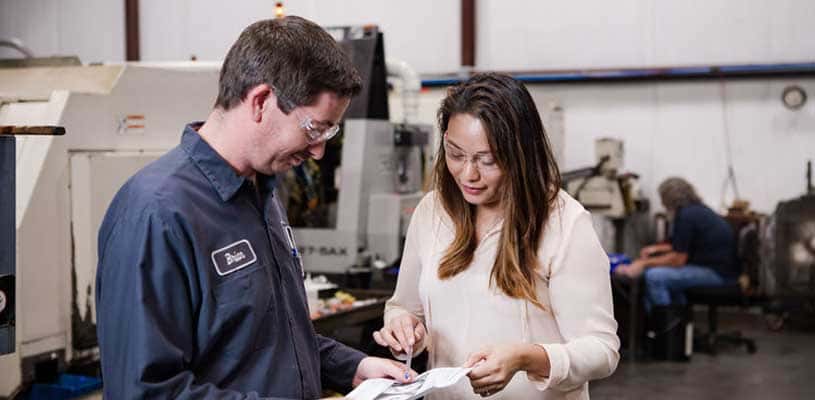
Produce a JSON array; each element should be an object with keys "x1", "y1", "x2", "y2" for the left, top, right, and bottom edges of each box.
[
  {"x1": 461, "y1": 0, "x2": 475, "y2": 68},
  {"x1": 125, "y1": 0, "x2": 140, "y2": 61}
]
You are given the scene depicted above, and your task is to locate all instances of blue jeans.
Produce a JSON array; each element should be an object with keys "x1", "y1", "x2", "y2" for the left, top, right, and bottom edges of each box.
[{"x1": 643, "y1": 265, "x2": 728, "y2": 311}]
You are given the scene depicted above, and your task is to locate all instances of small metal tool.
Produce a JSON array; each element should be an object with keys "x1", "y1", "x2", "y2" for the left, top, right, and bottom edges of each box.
[{"x1": 404, "y1": 345, "x2": 413, "y2": 380}]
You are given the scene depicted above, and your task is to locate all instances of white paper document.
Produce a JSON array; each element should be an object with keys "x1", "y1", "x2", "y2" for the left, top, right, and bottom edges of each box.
[{"x1": 346, "y1": 367, "x2": 471, "y2": 400}]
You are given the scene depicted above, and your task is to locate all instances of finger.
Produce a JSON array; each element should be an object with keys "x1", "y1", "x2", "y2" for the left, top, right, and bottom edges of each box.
[
  {"x1": 472, "y1": 378, "x2": 501, "y2": 392},
  {"x1": 470, "y1": 374, "x2": 499, "y2": 389},
  {"x1": 404, "y1": 367, "x2": 419, "y2": 382},
  {"x1": 469, "y1": 365, "x2": 500, "y2": 387},
  {"x1": 472, "y1": 382, "x2": 494, "y2": 397},
  {"x1": 372, "y1": 331, "x2": 388, "y2": 347},
  {"x1": 373, "y1": 330, "x2": 400, "y2": 351},
  {"x1": 382, "y1": 360, "x2": 417, "y2": 384},
  {"x1": 464, "y1": 351, "x2": 488, "y2": 370},
  {"x1": 385, "y1": 326, "x2": 405, "y2": 352},
  {"x1": 414, "y1": 323, "x2": 426, "y2": 343},
  {"x1": 476, "y1": 384, "x2": 502, "y2": 397},
  {"x1": 388, "y1": 320, "x2": 409, "y2": 351},
  {"x1": 398, "y1": 317, "x2": 416, "y2": 347},
  {"x1": 380, "y1": 327, "x2": 403, "y2": 353}
]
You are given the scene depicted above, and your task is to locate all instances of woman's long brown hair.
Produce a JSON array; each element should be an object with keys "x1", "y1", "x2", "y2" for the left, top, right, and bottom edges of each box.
[{"x1": 433, "y1": 73, "x2": 561, "y2": 309}]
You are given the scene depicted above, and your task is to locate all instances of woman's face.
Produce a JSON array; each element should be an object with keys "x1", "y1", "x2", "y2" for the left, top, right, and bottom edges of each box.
[{"x1": 444, "y1": 113, "x2": 505, "y2": 209}]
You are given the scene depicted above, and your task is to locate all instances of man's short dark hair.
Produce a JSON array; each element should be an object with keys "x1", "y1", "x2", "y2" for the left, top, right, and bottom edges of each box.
[{"x1": 215, "y1": 16, "x2": 362, "y2": 113}]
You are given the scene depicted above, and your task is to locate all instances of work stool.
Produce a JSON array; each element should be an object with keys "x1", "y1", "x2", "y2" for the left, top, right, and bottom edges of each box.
[{"x1": 686, "y1": 284, "x2": 757, "y2": 355}]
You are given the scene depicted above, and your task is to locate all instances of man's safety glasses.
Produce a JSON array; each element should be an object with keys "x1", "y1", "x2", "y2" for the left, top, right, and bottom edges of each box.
[{"x1": 274, "y1": 86, "x2": 341, "y2": 145}]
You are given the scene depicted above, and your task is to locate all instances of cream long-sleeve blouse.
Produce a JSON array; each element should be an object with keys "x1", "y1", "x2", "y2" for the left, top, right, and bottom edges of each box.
[{"x1": 384, "y1": 190, "x2": 619, "y2": 400}]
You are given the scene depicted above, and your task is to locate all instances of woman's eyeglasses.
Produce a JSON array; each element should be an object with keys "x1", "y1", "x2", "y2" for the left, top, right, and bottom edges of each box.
[{"x1": 443, "y1": 138, "x2": 499, "y2": 172}]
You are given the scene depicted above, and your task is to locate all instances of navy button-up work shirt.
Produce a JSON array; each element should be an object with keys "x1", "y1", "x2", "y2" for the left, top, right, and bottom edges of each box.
[
  {"x1": 96, "y1": 123, "x2": 365, "y2": 399},
  {"x1": 671, "y1": 203, "x2": 738, "y2": 279}
]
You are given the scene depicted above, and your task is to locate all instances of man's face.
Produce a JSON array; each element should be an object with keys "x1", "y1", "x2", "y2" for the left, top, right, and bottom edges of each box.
[{"x1": 249, "y1": 91, "x2": 350, "y2": 175}]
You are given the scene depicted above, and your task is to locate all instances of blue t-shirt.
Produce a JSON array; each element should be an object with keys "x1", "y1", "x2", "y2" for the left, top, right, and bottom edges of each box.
[{"x1": 671, "y1": 203, "x2": 738, "y2": 278}]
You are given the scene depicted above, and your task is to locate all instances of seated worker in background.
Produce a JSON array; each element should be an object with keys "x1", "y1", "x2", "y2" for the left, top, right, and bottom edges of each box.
[
  {"x1": 373, "y1": 73, "x2": 620, "y2": 399},
  {"x1": 95, "y1": 16, "x2": 413, "y2": 399},
  {"x1": 615, "y1": 177, "x2": 739, "y2": 310}
]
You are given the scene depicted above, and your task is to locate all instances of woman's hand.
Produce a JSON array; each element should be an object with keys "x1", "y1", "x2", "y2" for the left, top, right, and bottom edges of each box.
[
  {"x1": 463, "y1": 344, "x2": 525, "y2": 397},
  {"x1": 372, "y1": 313, "x2": 426, "y2": 356}
]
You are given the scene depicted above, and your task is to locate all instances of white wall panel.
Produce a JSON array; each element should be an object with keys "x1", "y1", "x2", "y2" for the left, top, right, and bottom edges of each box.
[
  {"x1": 139, "y1": 0, "x2": 193, "y2": 61},
  {"x1": 768, "y1": 0, "x2": 815, "y2": 61},
  {"x1": 0, "y1": 0, "x2": 123, "y2": 62},
  {"x1": 303, "y1": 0, "x2": 459, "y2": 74},
  {"x1": 478, "y1": 0, "x2": 815, "y2": 70},
  {"x1": 0, "y1": 0, "x2": 59, "y2": 58},
  {"x1": 139, "y1": 0, "x2": 458, "y2": 73},
  {"x1": 479, "y1": 0, "x2": 651, "y2": 70},
  {"x1": 57, "y1": 0, "x2": 124, "y2": 64},
  {"x1": 651, "y1": 1, "x2": 773, "y2": 66}
]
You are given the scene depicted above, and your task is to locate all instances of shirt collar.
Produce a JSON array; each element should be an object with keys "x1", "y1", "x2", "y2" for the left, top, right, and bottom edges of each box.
[{"x1": 180, "y1": 122, "x2": 247, "y2": 202}]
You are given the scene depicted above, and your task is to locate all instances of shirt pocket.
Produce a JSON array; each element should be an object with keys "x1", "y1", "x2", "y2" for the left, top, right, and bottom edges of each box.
[{"x1": 211, "y1": 264, "x2": 276, "y2": 355}]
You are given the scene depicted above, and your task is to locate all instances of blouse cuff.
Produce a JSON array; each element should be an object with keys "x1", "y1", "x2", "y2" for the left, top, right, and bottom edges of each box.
[{"x1": 528, "y1": 343, "x2": 568, "y2": 391}]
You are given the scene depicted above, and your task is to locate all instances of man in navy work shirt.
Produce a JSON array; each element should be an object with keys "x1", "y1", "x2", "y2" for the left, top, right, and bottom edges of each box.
[
  {"x1": 615, "y1": 177, "x2": 737, "y2": 309},
  {"x1": 96, "y1": 16, "x2": 414, "y2": 399}
]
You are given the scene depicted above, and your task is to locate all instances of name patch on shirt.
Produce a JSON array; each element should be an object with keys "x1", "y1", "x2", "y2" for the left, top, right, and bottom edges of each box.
[{"x1": 211, "y1": 239, "x2": 257, "y2": 276}]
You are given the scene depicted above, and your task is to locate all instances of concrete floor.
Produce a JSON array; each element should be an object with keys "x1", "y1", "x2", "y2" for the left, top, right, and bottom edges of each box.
[{"x1": 591, "y1": 309, "x2": 815, "y2": 400}]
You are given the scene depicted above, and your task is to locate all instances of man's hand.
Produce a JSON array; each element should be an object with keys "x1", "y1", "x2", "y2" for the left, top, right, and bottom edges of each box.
[
  {"x1": 372, "y1": 313, "x2": 426, "y2": 356},
  {"x1": 615, "y1": 259, "x2": 646, "y2": 278},
  {"x1": 640, "y1": 243, "x2": 672, "y2": 259},
  {"x1": 463, "y1": 344, "x2": 525, "y2": 397},
  {"x1": 352, "y1": 357, "x2": 417, "y2": 387}
]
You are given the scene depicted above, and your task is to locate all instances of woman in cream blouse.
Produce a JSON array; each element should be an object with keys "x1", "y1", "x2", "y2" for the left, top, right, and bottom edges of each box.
[{"x1": 373, "y1": 73, "x2": 619, "y2": 399}]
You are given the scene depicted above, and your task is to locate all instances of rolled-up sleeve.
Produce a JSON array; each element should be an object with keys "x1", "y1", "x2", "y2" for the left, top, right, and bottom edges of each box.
[
  {"x1": 97, "y1": 207, "x2": 285, "y2": 399},
  {"x1": 529, "y1": 210, "x2": 620, "y2": 392}
]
